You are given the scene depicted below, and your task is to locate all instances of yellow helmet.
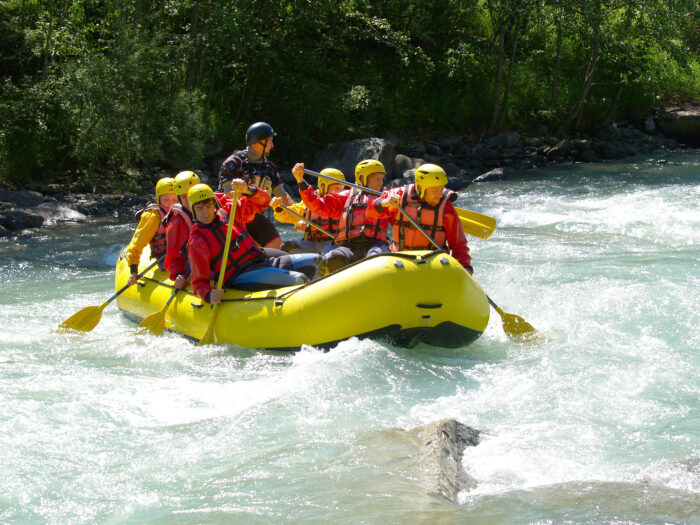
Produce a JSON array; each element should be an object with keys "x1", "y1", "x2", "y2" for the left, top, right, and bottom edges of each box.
[
  {"x1": 415, "y1": 164, "x2": 448, "y2": 200},
  {"x1": 318, "y1": 168, "x2": 345, "y2": 195},
  {"x1": 174, "y1": 171, "x2": 201, "y2": 196},
  {"x1": 355, "y1": 159, "x2": 385, "y2": 187},
  {"x1": 187, "y1": 183, "x2": 217, "y2": 208},
  {"x1": 155, "y1": 177, "x2": 175, "y2": 200}
]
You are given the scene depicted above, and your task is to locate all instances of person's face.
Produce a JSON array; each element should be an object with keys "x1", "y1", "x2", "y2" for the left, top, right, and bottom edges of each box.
[
  {"x1": 251, "y1": 136, "x2": 274, "y2": 156},
  {"x1": 366, "y1": 172, "x2": 385, "y2": 191},
  {"x1": 421, "y1": 185, "x2": 445, "y2": 206},
  {"x1": 158, "y1": 193, "x2": 177, "y2": 211},
  {"x1": 327, "y1": 183, "x2": 344, "y2": 194},
  {"x1": 193, "y1": 199, "x2": 217, "y2": 224}
]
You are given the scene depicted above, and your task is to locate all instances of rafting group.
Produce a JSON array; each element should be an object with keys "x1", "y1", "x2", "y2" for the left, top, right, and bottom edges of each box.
[
  {"x1": 125, "y1": 122, "x2": 475, "y2": 305},
  {"x1": 60, "y1": 121, "x2": 537, "y2": 347}
]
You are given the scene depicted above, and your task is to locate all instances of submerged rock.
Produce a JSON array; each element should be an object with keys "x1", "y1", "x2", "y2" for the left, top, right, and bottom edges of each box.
[
  {"x1": 473, "y1": 167, "x2": 507, "y2": 183},
  {"x1": 346, "y1": 418, "x2": 481, "y2": 507},
  {"x1": 409, "y1": 418, "x2": 480, "y2": 502}
]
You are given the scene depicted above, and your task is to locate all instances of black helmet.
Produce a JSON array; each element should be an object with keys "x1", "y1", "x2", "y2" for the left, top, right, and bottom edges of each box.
[{"x1": 246, "y1": 122, "x2": 276, "y2": 146}]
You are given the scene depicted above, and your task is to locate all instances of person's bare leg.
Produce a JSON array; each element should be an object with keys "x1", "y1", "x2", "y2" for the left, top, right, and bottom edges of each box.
[{"x1": 264, "y1": 236, "x2": 283, "y2": 250}]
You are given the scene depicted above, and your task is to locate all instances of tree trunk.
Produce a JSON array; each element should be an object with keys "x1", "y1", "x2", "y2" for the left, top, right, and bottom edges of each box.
[
  {"x1": 600, "y1": 81, "x2": 624, "y2": 128},
  {"x1": 550, "y1": 14, "x2": 563, "y2": 106},
  {"x1": 488, "y1": 23, "x2": 506, "y2": 135},
  {"x1": 558, "y1": 46, "x2": 600, "y2": 134},
  {"x1": 195, "y1": 1, "x2": 212, "y2": 90},
  {"x1": 499, "y1": 12, "x2": 523, "y2": 128},
  {"x1": 185, "y1": 1, "x2": 200, "y2": 91},
  {"x1": 234, "y1": 63, "x2": 263, "y2": 126},
  {"x1": 204, "y1": 61, "x2": 217, "y2": 119},
  {"x1": 42, "y1": 6, "x2": 54, "y2": 81}
]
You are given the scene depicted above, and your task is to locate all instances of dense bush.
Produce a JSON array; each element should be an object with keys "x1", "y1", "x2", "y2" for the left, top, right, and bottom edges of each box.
[{"x1": 1, "y1": 0, "x2": 698, "y2": 187}]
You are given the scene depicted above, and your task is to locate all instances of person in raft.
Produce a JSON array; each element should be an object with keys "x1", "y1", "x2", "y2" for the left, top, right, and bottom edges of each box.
[
  {"x1": 366, "y1": 163, "x2": 473, "y2": 274},
  {"x1": 187, "y1": 184, "x2": 321, "y2": 302},
  {"x1": 125, "y1": 177, "x2": 177, "y2": 285},
  {"x1": 163, "y1": 170, "x2": 202, "y2": 290},
  {"x1": 291, "y1": 159, "x2": 391, "y2": 273},
  {"x1": 270, "y1": 168, "x2": 346, "y2": 255},
  {"x1": 217, "y1": 121, "x2": 294, "y2": 250}
]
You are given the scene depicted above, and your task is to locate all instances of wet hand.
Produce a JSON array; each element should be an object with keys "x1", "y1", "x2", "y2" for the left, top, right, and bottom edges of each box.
[
  {"x1": 174, "y1": 275, "x2": 187, "y2": 289},
  {"x1": 209, "y1": 288, "x2": 223, "y2": 304},
  {"x1": 228, "y1": 179, "x2": 249, "y2": 195},
  {"x1": 127, "y1": 273, "x2": 138, "y2": 286},
  {"x1": 382, "y1": 196, "x2": 400, "y2": 209},
  {"x1": 292, "y1": 163, "x2": 305, "y2": 183},
  {"x1": 270, "y1": 196, "x2": 283, "y2": 210}
]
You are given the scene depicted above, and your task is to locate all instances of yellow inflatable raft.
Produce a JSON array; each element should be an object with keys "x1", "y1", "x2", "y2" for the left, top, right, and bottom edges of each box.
[{"x1": 115, "y1": 247, "x2": 490, "y2": 349}]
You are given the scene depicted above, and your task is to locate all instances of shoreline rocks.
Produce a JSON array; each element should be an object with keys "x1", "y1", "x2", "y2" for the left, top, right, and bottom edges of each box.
[
  {"x1": 0, "y1": 181, "x2": 150, "y2": 237},
  {"x1": 1, "y1": 123, "x2": 696, "y2": 237}
]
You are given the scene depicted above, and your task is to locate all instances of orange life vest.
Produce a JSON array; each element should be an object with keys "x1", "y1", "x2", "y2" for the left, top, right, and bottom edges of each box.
[
  {"x1": 135, "y1": 204, "x2": 168, "y2": 259},
  {"x1": 303, "y1": 208, "x2": 340, "y2": 242},
  {"x1": 335, "y1": 189, "x2": 388, "y2": 245},
  {"x1": 393, "y1": 184, "x2": 453, "y2": 250},
  {"x1": 191, "y1": 210, "x2": 265, "y2": 283}
]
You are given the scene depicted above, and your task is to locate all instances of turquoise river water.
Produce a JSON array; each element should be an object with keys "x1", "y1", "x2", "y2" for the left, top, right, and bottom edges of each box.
[{"x1": 1, "y1": 154, "x2": 698, "y2": 524}]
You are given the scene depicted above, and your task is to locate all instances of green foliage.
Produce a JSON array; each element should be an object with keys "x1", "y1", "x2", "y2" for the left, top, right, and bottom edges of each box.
[{"x1": 0, "y1": 0, "x2": 698, "y2": 186}]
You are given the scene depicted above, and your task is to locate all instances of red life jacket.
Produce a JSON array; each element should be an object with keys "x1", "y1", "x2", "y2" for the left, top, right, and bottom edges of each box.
[
  {"x1": 336, "y1": 189, "x2": 388, "y2": 244},
  {"x1": 303, "y1": 208, "x2": 340, "y2": 242},
  {"x1": 135, "y1": 204, "x2": 168, "y2": 259},
  {"x1": 191, "y1": 210, "x2": 265, "y2": 283},
  {"x1": 164, "y1": 203, "x2": 195, "y2": 259},
  {"x1": 393, "y1": 184, "x2": 454, "y2": 250}
]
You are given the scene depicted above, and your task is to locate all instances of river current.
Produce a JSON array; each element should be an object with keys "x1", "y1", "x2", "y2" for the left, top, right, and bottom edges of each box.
[{"x1": 1, "y1": 154, "x2": 698, "y2": 524}]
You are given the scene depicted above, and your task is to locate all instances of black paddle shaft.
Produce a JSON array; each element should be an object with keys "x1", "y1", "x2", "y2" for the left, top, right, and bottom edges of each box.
[{"x1": 109, "y1": 256, "x2": 164, "y2": 303}]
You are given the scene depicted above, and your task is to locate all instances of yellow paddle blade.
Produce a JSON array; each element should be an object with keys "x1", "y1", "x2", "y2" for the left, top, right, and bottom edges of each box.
[
  {"x1": 494, "y1": 307, "x2": 539, "y2": 341},
  {"x1": 455, "y1": 207, "x2": 496, "y2": 239},
  {"x1": 59, "y1": 303, "x2": 107, "y2": 332},
  {"x1": 198, "y1": 304, "x2": 219, "y2": 346},
  {"x1": 138, "y1": 310, "x2": 167, "y2": 335}
]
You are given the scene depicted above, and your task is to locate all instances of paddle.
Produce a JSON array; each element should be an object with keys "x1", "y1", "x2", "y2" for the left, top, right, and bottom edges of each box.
[
  {"x1": 59, "y1": 256, "x2": 164, "y2": 332},
  {"x1": 303, "y1": 168, "x2": 537, "y2": 341},
  {"x1": 198, "y1": 191, "x2": 238, "y2": 346},
  {"x1": 137, "y1": 287, "x2": 179, "y2": 335},
  {"x1": 273, "y1": 203, "x2": 334, "y2": 239},
  {"x1": 455, "y1": 207, "x2": 496, "y2": 239}
]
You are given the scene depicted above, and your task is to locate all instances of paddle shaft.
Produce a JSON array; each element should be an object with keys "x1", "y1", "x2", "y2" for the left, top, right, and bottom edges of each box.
[
  {"x1": 216, "y1": 192, "x2": 238, "y2": 290},
  {"x1": 274, "y1": 203, "x2": 334, "y2": 239},
  {"x1": 110, "y1": 256, "x2": 164, "y2": 305},
  {"x1": 163, "y1": 287, "x2": 179, "y2": 308},
  {"x1": 199, "y1": 192, "x2": 238, "y2": 345}
]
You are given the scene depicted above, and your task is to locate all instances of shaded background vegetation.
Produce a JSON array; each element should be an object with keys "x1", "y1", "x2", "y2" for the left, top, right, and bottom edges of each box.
[{"x1": 1, "y1": 0, "x2": 698, "y2": 190}]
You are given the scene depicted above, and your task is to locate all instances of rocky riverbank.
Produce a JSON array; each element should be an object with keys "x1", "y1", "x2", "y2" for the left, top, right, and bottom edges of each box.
[{"x1": 0, "y1": 120, "x2": 694, "y2": 238}]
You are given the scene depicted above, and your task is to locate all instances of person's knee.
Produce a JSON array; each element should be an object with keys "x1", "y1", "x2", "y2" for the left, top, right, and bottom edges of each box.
[
  {"x1": 292, "y1": 254, "x2": 321, "y2": 280},
  {"x1": 324, "y1": 253, "x2": 349, "y2": 274},
  {"x1": 280, "y1": 241, "x2": 299, "y2": 253},
  {"x1": 265, "y1": 236, "x2": 283, "y2": 250}
]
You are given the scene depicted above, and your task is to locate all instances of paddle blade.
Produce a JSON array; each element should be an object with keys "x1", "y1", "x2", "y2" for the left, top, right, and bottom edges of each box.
[
  {"x1": 59, "y1": 303, "x2": 106, "y2": 332},
  {"x1": 496, "y1": 308, "x2": 539, "y2": 341},
  {"x1": 138, "y1": 310, "x2": 166, "y2": 335},
  {"x1": 455, "y1": 207, "x2": 496, "y2": 239},
  {"x1": 197, "y1": 304, "x2": 219, "y2": 346}
]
